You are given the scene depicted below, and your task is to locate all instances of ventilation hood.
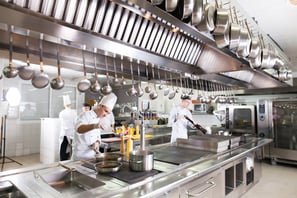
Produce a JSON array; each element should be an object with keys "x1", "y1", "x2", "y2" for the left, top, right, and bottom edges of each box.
[{"x1": 0, "y1": 0, "x2": 291, "y2": 89}]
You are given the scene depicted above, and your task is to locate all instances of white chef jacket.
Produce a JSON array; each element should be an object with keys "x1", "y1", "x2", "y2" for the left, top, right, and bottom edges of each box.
[
  {"x1": 58, "y1": 108, "x2": 77, "y2": 153},
  {"x1": 168, "y1": 106, "x2": 193, "y2": 143},
  {"x1": 72, "y1": 110, "x2": 102, "y2": 160}
]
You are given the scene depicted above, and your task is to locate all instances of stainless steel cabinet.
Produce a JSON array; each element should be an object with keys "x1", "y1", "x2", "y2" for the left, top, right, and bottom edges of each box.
[{"x1": 179, "y1": 170, "x2": 224, "y2": 198}]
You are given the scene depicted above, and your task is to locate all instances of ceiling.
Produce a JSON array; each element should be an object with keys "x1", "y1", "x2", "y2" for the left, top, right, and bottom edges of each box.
[{"x1": 236, "y1": 0, "x2": 297, "y2": 77}]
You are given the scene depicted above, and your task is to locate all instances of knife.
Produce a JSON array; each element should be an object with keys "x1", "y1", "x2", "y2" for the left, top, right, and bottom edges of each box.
[{"x1": 184, "y1": 115, "x2": 207, "y2": 134}]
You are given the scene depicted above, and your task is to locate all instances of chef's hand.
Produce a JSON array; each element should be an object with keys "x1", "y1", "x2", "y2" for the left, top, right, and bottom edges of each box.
[
  {"x1": 93, "y1": 122, "x2": 109, "y2": 131},
  {"x1": 90, "y1": 140, "x2": 100, "y2": 153}
]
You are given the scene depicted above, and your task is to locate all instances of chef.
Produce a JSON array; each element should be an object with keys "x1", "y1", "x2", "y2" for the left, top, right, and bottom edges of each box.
[
  {"x1": 59, "y1": 95, "x2": 77, "y2": 161},
  {"x1": 168, "y1": 94, "x2": 194, "y2": 143},
  {"x1": 72, "y1": 93, "x2": 117, "y2": 160}
]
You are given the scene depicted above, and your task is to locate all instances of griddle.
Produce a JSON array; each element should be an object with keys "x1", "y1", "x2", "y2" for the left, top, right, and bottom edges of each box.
[
  {"x1": 152, "y1": 146, "x2": 210, "y2": 165},
  {"x1": 82, "y1": 162, "x2": 159, "y2": 184}
]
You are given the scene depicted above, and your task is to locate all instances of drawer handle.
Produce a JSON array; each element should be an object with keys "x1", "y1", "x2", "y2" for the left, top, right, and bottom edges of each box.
[{"x1": 186, "y1": 179, "x2": 216, "y2": 197}]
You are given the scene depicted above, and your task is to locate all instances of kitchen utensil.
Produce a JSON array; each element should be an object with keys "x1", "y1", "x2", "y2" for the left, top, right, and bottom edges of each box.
[
  {"x1": 31, "y1": 34, "x2": 49, "y2": 89},
  {"x1": 184, "y1": 115, "x2": 207, "y2": 134},
  {"x1": 157, "y1": 68, "x2": 163, "y2": 90},
  {"x1": 127, "y1": 59, "x2": 137, "y2": 96},
  {"x1": 236, "y1": 19, "x2": 251, "y2": 58},
  {"x1": 77, "y1": 46, "x2": 91, "y2": 92},
  {"x1": 120, "y1": 56, "x2": 126, "y2": 86},
  {"x1": 136, "y1": 60, "x2": 144, "y2": 97},
  {"x1": 168, "y1": 73, "x2": 176, "y2": 100},
  {"x1": 3, "y1": 26, "x2": 18, "y2": 78},
  {"x1": 101, "y1": 55, "x2": 113, "y2": 95},
  {"x1": 50, "y1": 43, "x2": 65, "y2": 90},
  {"x1": 228, "y1": 7, "x2": 241, "y2": 50},
  {"x1": 163, "y1": 71, "x2": 170, "y2": 96},
  {"x1": 18, "y1": 30, "x2": 35, "y2": 80},
  {"x1": 59, "y1": 163, "x2": 76, "y2": 172},
  {"x1": 95, "y1": 153, "x2": 123, "y2": 162},
  {"x1": 149, "y1": 66, "x2": 158, "y2": 100},
  {"x1": 90, "y1": 48, "x2": 101, "y2": 93},
  {"x1": 112, "y1": 54, "x2": 119, "y2": 84},
  {"x1": 144, "y1": 63, "x2": 151, "y2": 93},
  {"x1": 191, "y1": 0, "x2": 203, "y2": 26},
  {"x1": 165, "y1": 0, "x2": 178, "y2": 12},
  {"x1": 95, "y1": 161, "x2": 122, "y2": 174},
  {"x1": 129, "y1": 149, "x2": 154, "y2": 172}
]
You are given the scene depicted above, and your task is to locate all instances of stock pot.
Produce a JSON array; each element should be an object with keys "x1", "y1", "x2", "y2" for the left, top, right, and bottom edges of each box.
[{"x1": 129, "y1": 150, "x2": 154, "y2": 172}]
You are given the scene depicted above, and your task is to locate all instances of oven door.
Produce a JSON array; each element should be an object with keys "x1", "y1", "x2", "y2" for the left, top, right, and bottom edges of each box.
[{"x1": 226, "y1": 105, "x2": 256, "y2": 134}]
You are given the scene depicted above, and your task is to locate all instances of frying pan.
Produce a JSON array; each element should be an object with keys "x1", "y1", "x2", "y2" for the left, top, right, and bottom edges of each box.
[{"x1": 184, "y1": 115, "x2": 207, "y2": 134}]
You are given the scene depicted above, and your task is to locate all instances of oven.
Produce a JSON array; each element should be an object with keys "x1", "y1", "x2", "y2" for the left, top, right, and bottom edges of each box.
[
  {"x1": 257, "y1": 99, "x2": 297, "y2": 164},
  {"x1": 225, "y1": 105, "x2": 257, "y2": 135}
]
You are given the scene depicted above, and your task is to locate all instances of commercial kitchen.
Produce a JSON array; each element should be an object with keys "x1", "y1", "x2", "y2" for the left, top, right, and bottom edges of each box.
[{"x1": 0, "y1": 0, "x2": 296, "y2": 197}]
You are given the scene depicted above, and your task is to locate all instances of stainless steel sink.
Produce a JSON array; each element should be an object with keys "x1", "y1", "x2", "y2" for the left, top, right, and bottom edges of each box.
[
  {"x1": 35, "y1": 167, "x2": 105, "y2": 196},
  {"x1": 0, "y1": 180, "x2": 27, "y2": 197}
]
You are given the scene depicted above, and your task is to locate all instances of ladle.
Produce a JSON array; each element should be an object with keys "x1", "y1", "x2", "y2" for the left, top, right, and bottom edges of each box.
[
  {"x1": 163, "y1": 71, "x2": 170, "y2": 96},
  {"x1": 149, "y1": 65, "x2": 158, "y2": 100},
  {"x1": 120, "y1": 56, "x2": 126, "y2": 86},
  {"x1": 77, "y1": 45, "x2": 91, "y2": 92},
  {"x1": 112, "y1": 54, "x2": 119, "y2": 84},
  {"x1": 101, "y1": 55, "x2": 113, "y2": 95},
  {"x1": 90, "y1": 48, "x2": 101, "y2": 93},
  {"x1": 144, "y1": 62, "x2": 151, "y2": 93},
  {"x1": 157, "y1": 68, "x2": 163, "y2": 90},
  {"x1": 127, "y1": 59, "x2": 137, "y2": 97},
  {"x1": 18, "y1": 29, "x2": 34, "y2": 80},
  {"x1": 3, "y1": 26, "x2": 18, "y2": 78},
  {"x1": 136, "y1": 60, "x2": 144, "y2": 97},
  {"x1": 50, "y1": 43, "x2": 65, "y2": 90},
  {"x1": 31, "y1": 34, "x2": 49, "y2": 89},
  {"x1": 168, "y1": 72, "x2": 176, "y2": 100}
]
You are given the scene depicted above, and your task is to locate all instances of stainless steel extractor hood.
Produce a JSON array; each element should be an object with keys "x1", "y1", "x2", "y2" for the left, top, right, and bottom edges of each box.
[{"x1": 0, "y1": 0, "x2": 291, "y2": 89}]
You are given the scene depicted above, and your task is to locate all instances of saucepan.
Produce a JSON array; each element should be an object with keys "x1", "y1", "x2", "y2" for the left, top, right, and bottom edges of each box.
[{"x1": 129, "y1": 149, "x2": 154, "y2": 172}]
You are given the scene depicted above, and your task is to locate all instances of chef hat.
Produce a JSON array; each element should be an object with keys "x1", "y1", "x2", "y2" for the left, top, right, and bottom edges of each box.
[
  {"x1": 99, "y1": 92, "x2": 117, "y2": 110},
  {"x1": 63, "y1": 95, "x2": 71, "y2": 106}
]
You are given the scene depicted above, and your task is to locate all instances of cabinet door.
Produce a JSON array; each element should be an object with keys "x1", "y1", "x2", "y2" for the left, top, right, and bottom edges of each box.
[{"x1": 180, "y1": 171, "x2": 224, "y2": 198}]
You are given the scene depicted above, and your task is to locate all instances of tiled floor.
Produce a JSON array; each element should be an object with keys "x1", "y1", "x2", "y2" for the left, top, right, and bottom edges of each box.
[{"x1": 1, "y1": 154, "x2": 297, "y2": 197}]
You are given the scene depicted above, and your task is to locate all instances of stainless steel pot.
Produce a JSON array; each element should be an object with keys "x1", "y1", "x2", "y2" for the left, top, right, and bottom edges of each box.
[{"x1": 129, "y1": 150, "x2": 154, "y2": 172}]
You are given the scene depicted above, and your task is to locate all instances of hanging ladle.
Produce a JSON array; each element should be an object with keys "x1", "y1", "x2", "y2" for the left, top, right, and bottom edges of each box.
[
  {"x1": 168, "y1": 72, "x2": 176, "y2": 100},
  {"x1": 120, "y1": 56, "x2": 126, "y2": 86},
  {"x1": 101, "y1": 55, "x2": 113, "y2": 95},
  {"x1": 127, "y1": 58, "x2": 137, "y2": 97},
  {"x1": 163, "y1": 71, "x2": 170, "y2": 96},
  {"x1": 77, "y1": 45, "x2": 91, "y2": 92},
  {"x1": 31, "y1": 34, "x2": 49, "y2": 89},
  {"x1": 18, "y1": 29, "x2": 34, "y2": 80},
  {"x1": 157, "y1": 67, "x2": 163, "y2": 90},
  {"x1": 149, "y1": 65, "x2": 158, "y2": 100},
  {"x1": 3, "y1": 26, "x2": 18, "y2": 78},
  {"x1": 50, "y1": 42, "x2": 65, "y2": 90},
  {"x1": 136, "y1": 60, "x2": 144, "y2": 97},
  {"x1": 90, "y1": 48, "x2": 101, "y2": 93},
  {"x1": 112, "y1": 54, "x2": 119, "y2": 84},
  {"x1": 144, "y1": 62, "x2": 151, "y2": 93}
]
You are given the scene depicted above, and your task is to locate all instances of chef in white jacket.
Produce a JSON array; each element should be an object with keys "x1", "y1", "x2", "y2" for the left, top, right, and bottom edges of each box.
[
  {"x1": 168, "y1": 94, "x2": 194, "y2": 143},
  {"x1": 72, "y1": 93, "x2": 117, "y2": 160},
  {"x1": 59, "y1": 95, "x2": 77, "y2": 161}
]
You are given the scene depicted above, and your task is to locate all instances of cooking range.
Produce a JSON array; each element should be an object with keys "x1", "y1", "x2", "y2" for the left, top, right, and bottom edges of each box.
[{"x1": 82, "y1": 160, "x2": 160, "y2": 184}]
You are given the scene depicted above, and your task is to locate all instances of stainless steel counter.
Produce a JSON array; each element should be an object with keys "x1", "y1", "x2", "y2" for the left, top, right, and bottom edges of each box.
[{"x1": 0, "y1": 137, "x2": 272, "y2": 198}]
